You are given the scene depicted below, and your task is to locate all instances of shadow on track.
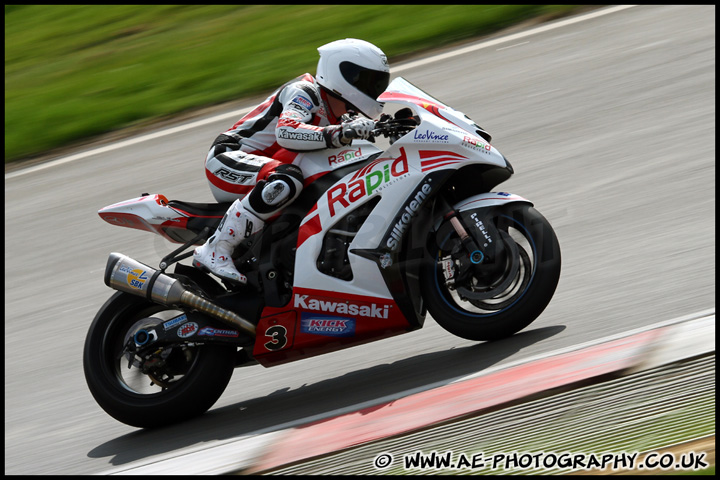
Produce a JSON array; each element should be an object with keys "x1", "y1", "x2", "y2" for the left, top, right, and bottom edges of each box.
[{"x1": 88, "y1": 324, "x2": 565, "y2": 466}]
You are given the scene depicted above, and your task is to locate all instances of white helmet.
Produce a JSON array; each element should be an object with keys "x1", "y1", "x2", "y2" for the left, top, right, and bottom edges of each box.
[{"x1": 316, "y1": 38, "x2": 390, "y2": 119}]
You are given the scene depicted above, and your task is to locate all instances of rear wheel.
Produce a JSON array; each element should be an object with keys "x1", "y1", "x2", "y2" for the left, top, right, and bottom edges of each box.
[
  {"x1": 421, "y1": 204, "x2": 561, "y2": 341},
  {"x1": 83, "y1": 292, "x2": 236, "y2": 428}
]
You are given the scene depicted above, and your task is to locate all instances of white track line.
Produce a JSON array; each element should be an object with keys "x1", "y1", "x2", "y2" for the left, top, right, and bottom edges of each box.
[
  {"x1": 5, "y1": 5, "x2": 636, "y2": 181},
  {"x1": 391, "y1": 5, "x2": 636, "y2": 72}
]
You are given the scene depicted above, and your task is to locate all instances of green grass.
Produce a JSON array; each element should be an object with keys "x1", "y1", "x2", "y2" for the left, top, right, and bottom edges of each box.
[
  {"x1": 682, "y1": 466, "x2": 714, "y2": 475},
  {"x1": 5, "y1": 5, "x2": 585, "y2": 163}
]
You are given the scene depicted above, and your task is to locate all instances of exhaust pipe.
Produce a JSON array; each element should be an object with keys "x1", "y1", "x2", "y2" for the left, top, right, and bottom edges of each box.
[{"x1": 104, "y1": 252, "x2": 256, "y2": 336}]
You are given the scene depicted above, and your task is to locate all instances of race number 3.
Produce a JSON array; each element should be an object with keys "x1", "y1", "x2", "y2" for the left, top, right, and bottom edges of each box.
[{"x1": 264, "y1": 325, "x2": 288, "y2": 351}]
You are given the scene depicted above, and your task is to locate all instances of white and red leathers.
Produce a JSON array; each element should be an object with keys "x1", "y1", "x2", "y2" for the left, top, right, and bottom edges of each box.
[
  {"x1": 205, "y1": 73, "x2": 345, "y2": 206},
  {"x1": 195, "y1": 74, "x2": 347, "y2": 283},
  {"x1": 196, "y1": 39, "x2": 389, "y2": 283}
]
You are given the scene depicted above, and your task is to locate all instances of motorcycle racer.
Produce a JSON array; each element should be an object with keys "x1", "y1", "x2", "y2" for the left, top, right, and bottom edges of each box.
[{"x1": 193, "y1": 38, "x2": 391, "y2": 283}]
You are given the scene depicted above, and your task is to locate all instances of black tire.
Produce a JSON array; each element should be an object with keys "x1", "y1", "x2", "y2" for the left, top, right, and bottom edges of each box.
[
  {"x1": 421, "y1": 203, "x2": 561, "y2": 341},
  {"x1": 83, "y1": 292, "x2": 236, "y2": 429}
]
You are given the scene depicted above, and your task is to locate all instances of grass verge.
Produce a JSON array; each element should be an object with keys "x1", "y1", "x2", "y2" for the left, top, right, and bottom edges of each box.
[{"x1": 5, "y1": 5, "x2": 586, "y2": 163}]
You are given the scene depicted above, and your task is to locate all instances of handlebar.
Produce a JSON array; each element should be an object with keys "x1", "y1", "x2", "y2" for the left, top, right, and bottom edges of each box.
[
  {"x1": 341, "y1": 110, "x2": 419, "y2": 143},
  {"x1": 371, "y1": 116, "x2": 418, "y2": 140}
]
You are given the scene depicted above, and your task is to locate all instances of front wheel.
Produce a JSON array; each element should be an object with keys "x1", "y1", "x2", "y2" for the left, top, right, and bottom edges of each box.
[
  {"x1": 83, "y1": 292, "x2": 236, "y2": 428},
  {"x1": 421, "y1": 203, "x2": 561, "y2": 341}
]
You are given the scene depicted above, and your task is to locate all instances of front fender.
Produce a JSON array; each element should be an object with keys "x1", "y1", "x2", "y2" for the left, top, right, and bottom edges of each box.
[
  {"x1": 428, "y1": 191, "x2": 533, "y2": 261},
  {"x1": 454, "y1": 192, "x2": 533, "y2": 212}
]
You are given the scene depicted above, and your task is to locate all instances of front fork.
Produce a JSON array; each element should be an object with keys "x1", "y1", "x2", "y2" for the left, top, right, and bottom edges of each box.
[
  {"x1": 434, "y1": 196, "x2": 505, "y2": 287},
  {"x1": 443, "y1": 215, "x2": 482, "y2": 286}
]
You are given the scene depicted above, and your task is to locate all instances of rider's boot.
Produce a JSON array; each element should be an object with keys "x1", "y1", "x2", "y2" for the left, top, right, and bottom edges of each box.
[{"x1": 192, "y1": 197, "x2": 264, "y2": 284}]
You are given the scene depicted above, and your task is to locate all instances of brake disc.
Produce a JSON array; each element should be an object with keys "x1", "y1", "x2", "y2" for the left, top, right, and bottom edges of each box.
[{"x1": 455, "y1": 231, "x2": 521, "y2": 301}]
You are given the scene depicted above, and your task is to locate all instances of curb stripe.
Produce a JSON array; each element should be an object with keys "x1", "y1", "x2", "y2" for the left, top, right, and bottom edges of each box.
[{"x1": 247, "y1": 328, "x2": 660, "y2": 473}]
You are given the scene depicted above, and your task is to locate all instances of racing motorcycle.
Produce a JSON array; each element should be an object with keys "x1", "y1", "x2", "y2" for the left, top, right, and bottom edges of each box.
[{"x1": 84, "y1": 77, "x2": 561, "y2": 428}]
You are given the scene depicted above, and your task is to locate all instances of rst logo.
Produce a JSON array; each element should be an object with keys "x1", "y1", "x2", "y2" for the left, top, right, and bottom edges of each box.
[
  {"x1": 327, "y1": 147, "x2": 410, "y2": 216},
  {"x1": 214, "y1": 168, "x2": 254, "y2": 184},
  {"x1": 328, "y1": 146, "x2": 362, "y2": 167}
]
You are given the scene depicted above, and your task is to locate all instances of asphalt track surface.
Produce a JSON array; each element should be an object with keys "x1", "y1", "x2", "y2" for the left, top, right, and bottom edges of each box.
[{"x1": 4, "y1": 5, "x2": 715, "y2": 475}]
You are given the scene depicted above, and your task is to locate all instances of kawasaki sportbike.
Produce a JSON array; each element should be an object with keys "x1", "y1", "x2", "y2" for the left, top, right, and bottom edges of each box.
[{"x1": 84, "y1": 77, "x2": 561, "y2": 428}]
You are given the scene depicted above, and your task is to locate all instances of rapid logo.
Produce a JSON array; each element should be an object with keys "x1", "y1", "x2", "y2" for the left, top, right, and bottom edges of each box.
[
  {"x1": 328, "y1": 146, "x2": 362, "y2": 167},
  {"x1": 294, "y1": 295, "x2": 390, "y2": 319},
  {"x1": 462, "y1": 135, "x2": 492, "y2": 152},
  {"x1": 327, "y1": 147, "x2": 410, "y2": 217},
  {"x1": 301, "y1": 313, "x2": 356, "y2": 337}
]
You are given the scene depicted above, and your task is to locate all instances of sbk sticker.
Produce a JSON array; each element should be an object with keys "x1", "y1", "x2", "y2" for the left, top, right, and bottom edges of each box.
[
  {"x1": 119, "y1": 265, "x2": 148, "y2": 290},
  {"x1": 300, "y1": 313, "x2": 356, "y2": 337}
]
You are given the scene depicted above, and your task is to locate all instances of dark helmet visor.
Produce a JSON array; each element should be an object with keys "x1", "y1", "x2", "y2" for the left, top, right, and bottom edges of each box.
[{"x1": 339, "y1": 61, "x2": 390, "y2": 100}]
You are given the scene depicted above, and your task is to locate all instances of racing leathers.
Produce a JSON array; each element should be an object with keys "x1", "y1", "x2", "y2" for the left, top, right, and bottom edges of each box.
[{"x1": 194, "y1": 73, "x2": 372, "y2": 283}]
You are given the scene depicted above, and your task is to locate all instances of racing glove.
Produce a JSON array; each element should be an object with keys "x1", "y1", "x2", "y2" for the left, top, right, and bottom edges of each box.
[
  {"x1": 325, "y1": 118, "x2": 376, "y2": 148},
  {"x1": 341, "y1": 118, "x2": 375, "y2": 143},
  {"x1": 325, "y1": 125, "x2": 346, "y2": 148}
]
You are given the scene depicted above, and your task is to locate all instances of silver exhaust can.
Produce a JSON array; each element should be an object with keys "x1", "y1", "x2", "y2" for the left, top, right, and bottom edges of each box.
[{"x1": 104, "y1": 252, "x2": 256, "y2": 336}]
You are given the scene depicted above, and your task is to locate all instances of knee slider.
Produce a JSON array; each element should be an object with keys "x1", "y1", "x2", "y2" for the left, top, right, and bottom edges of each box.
[
  {"x1": 273, "y1": 164, "x2": 304, "y2": 185},
  {"x1": 266, "y1": 164, "x2": 304, "y2": 202},
  {"x1": 246, "y1": 177, "x2": 303, "y2": 218}
]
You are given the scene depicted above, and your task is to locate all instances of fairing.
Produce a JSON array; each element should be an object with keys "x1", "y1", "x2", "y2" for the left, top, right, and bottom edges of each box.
[{"x1": 99, "y1": 77, "x2": 525, "y2": 367}]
